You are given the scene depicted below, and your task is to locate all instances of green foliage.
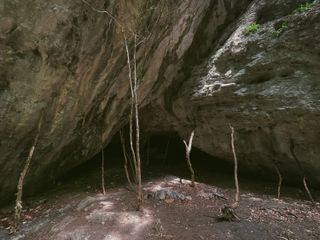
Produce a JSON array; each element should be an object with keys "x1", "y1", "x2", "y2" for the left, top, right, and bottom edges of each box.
[
  {"x1": 272, "y1": 21, "x2": 289, "y2": 37},
  {"x1": 244, "y1": 22, "x2": 260, "y2": 35},
  {"x1": 294, "y1": 2, "x2": 315, "y2": 13}
]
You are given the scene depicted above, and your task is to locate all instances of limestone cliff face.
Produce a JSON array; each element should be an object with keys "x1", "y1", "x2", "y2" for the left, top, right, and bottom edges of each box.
[
  {"x1": 143, "y1": 0, "x2": 320, "y2": 184},
  {"x1": 0, "y1": 0, "x2": 251, "y2": 204},
  {"x1": 0, "y1": 0, "x2": 319, "y2": 204}
]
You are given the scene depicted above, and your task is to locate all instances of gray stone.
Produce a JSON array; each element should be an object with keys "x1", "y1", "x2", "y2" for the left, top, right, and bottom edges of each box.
[
  {"x1": 86, "y1": 209, "x2": 115, "y2": 224},
  {"x1": 76, "y1": 197, "x2": 96, "y2": 212},
  {"x1": 157, "y1": 190, "x2": 166, "y2": 200},
  {"x1": 177, "y1": 193, "x2": 186, "y2": 201},
  {"x1": 186, "y1": 196, "x2": 192, "y2": 201},
  {"x1": 56, "y1": 227, "x2": 90, "y2": 240},
  {"x1": 150, "y1": 189, "x2": 190, "y2": 201},
  {"x1": 51, "y1": 216, "x2": 75, "y2": 232}
]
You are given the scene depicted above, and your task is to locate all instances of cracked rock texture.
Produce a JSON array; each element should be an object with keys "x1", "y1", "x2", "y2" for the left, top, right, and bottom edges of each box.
[
  {"x1": 143, "y1": 0, "x2": 320, "y2": 184},
  {"x1": 0, "y1": 0, "x2": 319, "y2": 204}
]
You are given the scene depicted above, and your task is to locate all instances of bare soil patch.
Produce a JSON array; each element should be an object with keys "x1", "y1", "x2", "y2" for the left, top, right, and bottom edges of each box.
[{"x1": 1, "y1": 174, "x2": 319, "y2": 240}]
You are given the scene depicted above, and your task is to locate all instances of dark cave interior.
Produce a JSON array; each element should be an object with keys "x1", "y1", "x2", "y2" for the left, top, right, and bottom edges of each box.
[{"x1": 58, "y1": 132, "x2": 319, "y2": 202}]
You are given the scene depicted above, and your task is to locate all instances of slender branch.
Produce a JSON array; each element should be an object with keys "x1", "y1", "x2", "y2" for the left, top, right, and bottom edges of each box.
[
  {"x1": 120, "y1": 130, "x2": 134, "y2": 190},
  {"x1": 81, "y1": 0, "x2": 123, "y2": 28},
  {"x1": 101, "y1": 132, "x2": 106, "y2": 195},
  {"x1": 124, "y1": 33, "x2": 143, "y2": 210},
  {"x1": 303, "y1": 176, "x2": 315, "y2": 204},
  {"x1": 218, "y1": 125, "x2": 240, "y2": 221},
  {"x1": 229, "y1": 125, "x2": 239, "y2": 208},
  {"x1": 183, "y1": 131, "x2": 195, "y2": 187},
  {"x1": 133, "y1": 34, "x2": 143, "y2": 210},
  {"x1": 273, "y1": 162, "x2": 282, "y2": 199},
  {"x1": 124, "y1": 34, "x2": 138, "y2": 176},
  {"x1": 15, "y1": 112, "x2": 43, "y2": 225},
  {"x1": 290, "y1": 139, "x2": 315, "y2": 204}
]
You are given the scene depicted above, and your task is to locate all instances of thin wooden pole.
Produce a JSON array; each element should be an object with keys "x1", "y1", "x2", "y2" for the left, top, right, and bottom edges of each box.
[
  {"x1": 120, "y1": 130, "x2": 134, "y2": 189},
  {"x1": 273, "y1": 162, "x2": 282, "y2": 199},
  {"x1": 101, "y1": 133, "x2": 106, "y2": 195},
  {"x1": 183, "y1": 131, "x2": 195, "y2": 187},
  {"x1": 230, "y1": 125, "x2": 239, "y2": 208},
  {"x1": 15, "y1": 113, "x2": 43, "y2": 225},
  {"x1": 290, "y1": 139, "x2": 315, "y2": 204}
]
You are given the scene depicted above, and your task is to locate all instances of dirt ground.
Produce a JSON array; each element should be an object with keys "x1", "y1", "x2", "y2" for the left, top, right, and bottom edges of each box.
[{"x1": 0, "y1": 168, "x2": 319, "y2": 240}]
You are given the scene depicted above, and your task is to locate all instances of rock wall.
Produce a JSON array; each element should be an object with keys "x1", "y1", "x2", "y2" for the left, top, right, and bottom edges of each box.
[
  {"x1": 0, "y1": 0, "x2": 252, "y2": 204},
  {"x1": 143, "y1": 0, "x2": 320, "y2": 184},
  {"x1": 1, "y1": 0, "x2": 319, "y2": 205}
]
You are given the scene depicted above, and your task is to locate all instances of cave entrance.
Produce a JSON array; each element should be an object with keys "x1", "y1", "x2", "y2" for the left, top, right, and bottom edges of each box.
[
  {"x1": 59, "y1": 132, "x2": 319, "y2": 201},
  {"x1": 60, "y1": 132, "x2": 236, "y2": 192}
]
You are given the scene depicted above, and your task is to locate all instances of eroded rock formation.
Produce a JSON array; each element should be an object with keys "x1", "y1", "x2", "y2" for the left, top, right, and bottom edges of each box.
[
  {"x1": 0, "y1": 0, "x2": 319, "y2": 204},
  {"x1": 143, "y1": 0, "x2": 320, "y2": 184}
]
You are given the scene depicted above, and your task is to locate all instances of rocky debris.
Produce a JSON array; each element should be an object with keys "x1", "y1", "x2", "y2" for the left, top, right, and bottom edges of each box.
[
  {"x1": 56, "y1": 227, "x2": 90, "y2": 240},
  {"x1": 58, "y1": 204, "x2": 72, "y2": 213},
  {"x1": 0, "y1": 17, "x2": 16, "y2": 34},
  {"x1": 51, "y1": 216, "x2": 76, "y2": 233},
  {"x1": 0, "y1": 176, "x2": 319, "y2": 240},
  {"x1": 248, "y1": 199, "x2": 320, "y2": 223},
  {"x1": 86, "y1": 209, "x2": 116, "y2": 225},
  {"x1": 10, "y1": 234, "x2": 25, "y2": 240},
  {"x1": 197, "y1": 189, "x2": 226, "y2": 200},
  {"x1": 145, "y1": 189, "x2": 192, "y2": 201},
  {"x1": 76, "y1": 196, "x2": 96, "y2": 211}
]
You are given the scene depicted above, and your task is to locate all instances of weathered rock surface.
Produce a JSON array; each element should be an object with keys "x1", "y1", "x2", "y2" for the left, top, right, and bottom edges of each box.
[
  {"x1": 0, "y1": 0, "x2": 251, "y2": 204},
  {"x1": 1, "y1": 0, "x2": 320, "y2": 204},
  {"x1": 144, "y1": 0, "x2": 320, "y2": 184}
]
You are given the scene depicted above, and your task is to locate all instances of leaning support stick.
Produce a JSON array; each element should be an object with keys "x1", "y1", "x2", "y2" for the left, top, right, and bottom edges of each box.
[
  {"x1": 101, "y1": 132, "x2": 106, "y2": 195},
  {"x1": 183, "y1": 131, "x2": 195, "y2": 187},
  {"x1": 15, "y1": 112, "x2": 43, "y2": 226},
  {"x1": 290, "y1": 139, "x2": 315, "y2": 204},
  {"x1": 230, "y1": 125, "x2": 239, "y2": 208},
  {"x1": 273, "y1": 162, "x2": 282, "y2": 199},
  {"x1": 219, "y1": 125, "x2": 240, "y2": 221},
  {"x1": 124, "y1": 34, "x2": 143, "y2": 211},
  {"x1": 120, "y1": 130, "x2": 134, "y2": 190}
]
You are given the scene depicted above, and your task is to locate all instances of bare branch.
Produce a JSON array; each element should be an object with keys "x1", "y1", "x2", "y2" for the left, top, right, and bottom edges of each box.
[
  {"x1": 124, "y1": 34, "x2": 138, "y2": 177},
  {"x1": 15, "y1": 112, "x2": 43, "y2": 226},
  {"x1": 120, "y1": 130, "x2": 134, "y2": 190},
  {"x1": 219, "y1": 125, "x2": 240, "y2": 221},
  {"x1": 81, "y1": 0, "x2": 123, "y2": 28},
  {"x1": 290, "y1": 139, "x2": 315, "y2": 204},
  {"x1": 133, "y1": 34, "x2": 143, "y2": 210},
  {"x1": 229, "y1": 125, "x2": 239, "y2": 208},
  {"x1": 183, "y1": 131, "x2": 195, "y2": 187},
  {"x1": 101, "y1": 132, "x2": 106, "y2": 195},
  {"x1": 124, "y1": 33, "x2": 143, "y2": 211},
  {"x1": 273, "y1": 162, "x2": 282, "y2": 199},
  {"x1": 303, "y1": 176, "x2": 315, "y2": 204}
]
